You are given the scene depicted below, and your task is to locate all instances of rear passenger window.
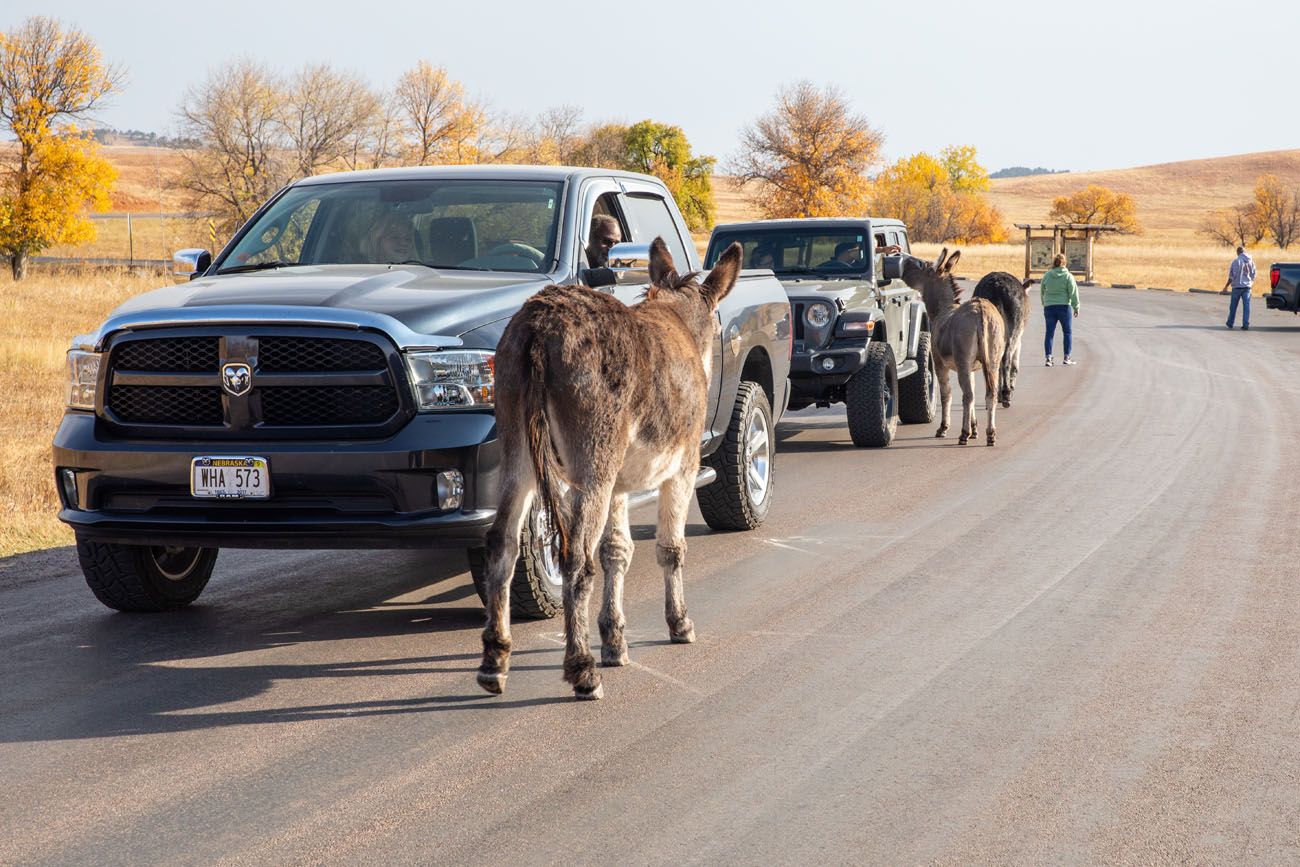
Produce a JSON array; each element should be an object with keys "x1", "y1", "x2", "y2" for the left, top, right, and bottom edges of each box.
[{"x1": 620, "y1": 193, "x2": 690, "y2": 267}]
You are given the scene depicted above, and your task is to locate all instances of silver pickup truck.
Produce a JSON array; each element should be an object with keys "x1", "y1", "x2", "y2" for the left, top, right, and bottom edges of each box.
[
  {"x1": 53, "y1": 166, "x2": 792, "y2": 618},
  {"x1": 705, "y1": 218, "x2": 933, "y2": 447}
]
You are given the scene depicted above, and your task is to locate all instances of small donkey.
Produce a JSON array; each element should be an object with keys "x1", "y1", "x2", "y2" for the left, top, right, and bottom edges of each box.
[
  {"x1": 902, "y1": 249, "x2": 1005, "y2": 445},
  {"x1": 972, "y1": 271, "x2": 1033, "y2": 407},
  {"x1": 478, "y1": 238, "x2": 743, "y2": 700}
]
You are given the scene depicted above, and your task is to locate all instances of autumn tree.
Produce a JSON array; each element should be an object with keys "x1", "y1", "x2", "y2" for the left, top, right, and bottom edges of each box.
[
  {"x1": 281, "y1": 64, "x2": 380, "y2": 177},
  {"x1": 623, "y1": 120, "x2": 715, "y2": 231},
  {"x1": 1199, "y1": 203, "x2": 1265, "y2": 248},
  {"x1": 571, "y1": 122, "x2": 629, "y2": 169},
  {"x1": 392, "y1": 62, "x2": 485, "y2": 165},
  {"x1": 0, "y1": 17, "x2": 121, "y2": 279},
  {"x1": 1048, "y1": 185, "x2": 1142, "y2": 234},
  {"x1": 732, "y1": 81, "x2": 884, "y2": 218},
  {"x1": 869, "y1": 147, "x2": 1007, "y2": 244},
  {"x1": 176, "y1": 59, "x2": 287, "y2": 234},
  {"x1": 1252, "y1": 174, "x2": 1300, "y2": 249}
]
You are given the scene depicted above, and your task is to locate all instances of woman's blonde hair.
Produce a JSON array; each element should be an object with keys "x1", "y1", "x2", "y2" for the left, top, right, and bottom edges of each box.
[{"x1": 1052, "y1": 253, "x2": 1066, "y2": 268}]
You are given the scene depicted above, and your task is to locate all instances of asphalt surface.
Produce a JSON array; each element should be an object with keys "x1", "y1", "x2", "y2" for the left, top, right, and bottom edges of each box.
[{"x1": 4, "y1": 286, "x2": 1300, "y2": 866}]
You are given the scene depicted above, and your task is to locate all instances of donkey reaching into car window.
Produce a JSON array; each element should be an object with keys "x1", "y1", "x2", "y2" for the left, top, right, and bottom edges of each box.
[
  {"x1": 902, "y1": 249, "x2": 1005, "y2": 446},
  {"x1": 477, "y1": 238, "x2": 743, "y2": 700}
]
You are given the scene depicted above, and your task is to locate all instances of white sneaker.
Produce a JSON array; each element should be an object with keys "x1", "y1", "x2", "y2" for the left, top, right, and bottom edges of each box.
[
  {"x1": 1045, "y1": 356, "x2": 1053, "y2": 367},
  {"x1": 1063, "y1": 356, "x2": 1077, "y2": 365}
]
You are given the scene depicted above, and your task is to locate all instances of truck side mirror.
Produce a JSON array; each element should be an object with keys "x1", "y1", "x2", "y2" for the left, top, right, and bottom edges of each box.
[
  {"x1": 173, "y1": 248, "x2": 212, "y2": 282},
  {"x1": 879, "y1": 254, "x2": 905, "y2": 285},
  {"x1": 606, "y1": 242, "x2": 652, "y2": 285}
]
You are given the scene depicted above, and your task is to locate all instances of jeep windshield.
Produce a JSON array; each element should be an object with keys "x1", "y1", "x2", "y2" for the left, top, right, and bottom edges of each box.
[
  {"x1": 706, "y1": 228, "x2": 871, "y2": 276},
  {"x1": 218, "y1": 179, "x2": 563, "y2": 274}
]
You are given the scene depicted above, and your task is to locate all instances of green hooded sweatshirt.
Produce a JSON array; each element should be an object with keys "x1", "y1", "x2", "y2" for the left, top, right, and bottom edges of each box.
[{"x1": 1040, "y1": 266, "x2": 1080, "y2": 312}]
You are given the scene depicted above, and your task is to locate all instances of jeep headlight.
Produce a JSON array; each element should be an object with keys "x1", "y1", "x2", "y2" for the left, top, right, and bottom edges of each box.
[
  {"x1": 404, "y1": 350, "x2": 495, "y2": 410},
  {"x1": 66, "y1": 349, "x2": 101, "y2": 411},
  {"x1": 805, "y1": 302, "x2": 833, "y2": 328}
]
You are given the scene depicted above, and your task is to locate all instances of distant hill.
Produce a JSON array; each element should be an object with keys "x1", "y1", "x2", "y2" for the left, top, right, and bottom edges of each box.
[{"x1": 989, "y1": 166, "x2": 1068, "y2": 179}]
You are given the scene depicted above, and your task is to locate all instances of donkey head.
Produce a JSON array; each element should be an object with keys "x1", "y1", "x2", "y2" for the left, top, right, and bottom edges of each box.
[
  {"x1": 647, "y1": 237, "x2": 741, "y2": 310},
  {"x1": 902, "y1": 248, "x2": 963, "y2": 318}
]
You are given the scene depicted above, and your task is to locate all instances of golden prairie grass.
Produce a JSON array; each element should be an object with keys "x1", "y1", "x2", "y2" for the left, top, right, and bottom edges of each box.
[{"x1": 0, "y1": 268, "x2": 165, "y2": 556}]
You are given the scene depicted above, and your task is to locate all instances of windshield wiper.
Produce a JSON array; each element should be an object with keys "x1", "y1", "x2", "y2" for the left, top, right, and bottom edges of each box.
[{"x1": 217, "y1": 260, "x2": 305, "y2": 275}]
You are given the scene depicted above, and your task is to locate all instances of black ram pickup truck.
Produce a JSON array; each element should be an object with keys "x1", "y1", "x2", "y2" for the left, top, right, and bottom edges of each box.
[
  {"x1": 705, "y1": 218, "x2": 933, "y2": 447},
  {"x1": 1266, "y1": 262, "x2": 1300, "y2": 313},
  {"x1": 53, "y1": 166, "x2": 792, "y2": 617}
]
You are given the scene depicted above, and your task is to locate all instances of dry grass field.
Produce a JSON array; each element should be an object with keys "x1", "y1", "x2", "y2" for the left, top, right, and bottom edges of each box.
[
  {"x1": 1, "y1": 268, "x2": 166, "y2": 556},
  {"x1": 3, "y1": 146, "x2": 1297, "y2": 557}
]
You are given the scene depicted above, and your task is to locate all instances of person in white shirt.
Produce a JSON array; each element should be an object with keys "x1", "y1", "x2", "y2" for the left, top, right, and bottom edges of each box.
[{"x1": 1223, "y1": 246, "x2": 1257, "y2": 330}]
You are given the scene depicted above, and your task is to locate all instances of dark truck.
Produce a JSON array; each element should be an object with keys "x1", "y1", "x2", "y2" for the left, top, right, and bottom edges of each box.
[
  {"x1": 704, "y1": 218, "x2": 933, "y2": 446},
  {"x1": 1265, "y1": 262, "x2": 1300, "y2": 313},
  {"x1": 53, "y1": 166, "x2": 792, "y2": 617}
]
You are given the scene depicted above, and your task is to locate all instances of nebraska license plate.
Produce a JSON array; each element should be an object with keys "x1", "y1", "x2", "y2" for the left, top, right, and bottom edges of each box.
[{"x1": 190, "y1": 456, "x2": 271, "y2": 499}]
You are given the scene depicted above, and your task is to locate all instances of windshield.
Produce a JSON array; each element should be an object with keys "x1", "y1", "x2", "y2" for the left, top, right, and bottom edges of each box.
[
  {"x1": 706, "y1": 228, "x2": 872, "y2": 276},
  {"x1": 219, "y1": 179, "x2": 563, "y2": 274}
]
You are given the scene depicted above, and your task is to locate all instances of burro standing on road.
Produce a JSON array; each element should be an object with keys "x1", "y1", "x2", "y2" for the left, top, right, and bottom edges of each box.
[
  {"x1": 477, "y1": 239, "x2": 744, "y2": 700},
  {"x1": 902, "y1": 249, "x2": 1005, "y2": 446}
]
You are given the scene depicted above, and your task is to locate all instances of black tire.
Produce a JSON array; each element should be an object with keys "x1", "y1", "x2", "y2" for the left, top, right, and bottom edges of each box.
[
  {"x1": 76, "y1": 537, "x2": 217, "y2": 612},
  {"x1": 846, "y1": 342, "x2": 898, "y2": 448},
  {"x1": 467, "y1": 503, "x2": 563, "y2": 620},
  {"x1": 898, "y1": 330, "x2": 937, "y2": 425},
  {"x1": 697, "y1": 381, "x2": 775, "y2": 531}
]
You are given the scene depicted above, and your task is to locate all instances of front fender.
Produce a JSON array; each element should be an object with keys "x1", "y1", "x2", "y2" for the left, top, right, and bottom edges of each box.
[{"x1": 904, "y1": 300, "x2": 928, "y2": 359}]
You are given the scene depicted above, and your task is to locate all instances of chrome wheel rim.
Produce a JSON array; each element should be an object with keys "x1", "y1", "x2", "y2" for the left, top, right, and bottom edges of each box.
[
  {"x1": 744, "y1": 410, "x2": 771, "y2": 505},
  {"x1": 532, "y1": 505, "x2": 564, "y2": 590},
  {"x1": 150, "y1": 546, "x2": 202, "y2": 581}
]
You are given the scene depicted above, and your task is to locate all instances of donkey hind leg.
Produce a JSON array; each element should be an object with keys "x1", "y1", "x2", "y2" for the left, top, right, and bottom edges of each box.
[
  {"x1": 477, "y1": 469, "x2": 536, "y2": 695},
  {"x1": 657, "y1": 465, "x2": 697, "y2": 644},
  {"x1": 956, "y1": 367, "x2": 977, "y2": 446},
  {"x1": 935, "y1": 366, "x2": 953, "y2": 438},
  {"x1": 985, "y1": 355, "x2": 1001, "y2": 447},
  {"x1": 562, "y1": 485, "x2": 614, "y2": 700},
  {"x1": 598, "y1": 493, "x2": 633, "y2": 667}
]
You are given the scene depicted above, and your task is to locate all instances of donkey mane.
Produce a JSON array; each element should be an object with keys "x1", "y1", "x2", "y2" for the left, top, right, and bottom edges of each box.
[
  {"x1": 641, "y1": 270, "x2": 703, "y2": 301},
  {"x1": 917, "y1": 259, "x2": 963, "y2": 304}
]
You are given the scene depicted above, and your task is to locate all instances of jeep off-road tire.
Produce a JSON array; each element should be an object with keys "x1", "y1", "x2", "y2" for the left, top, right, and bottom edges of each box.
[
  {"x1": 697, "y1": 381, "x2": 774, "y2": 531},
  {"x1": 846, "y1": 342, "x2": 899, "y2": 448},
  {"x1": 898, "y1": 330, "x2": 937, "y2": 425},
  {"x1": 468, "y1": 504, "x2": 563, "y2": 620},
  {"x1": 76, "y1": 538, "x2": 217, "y2": 612}
]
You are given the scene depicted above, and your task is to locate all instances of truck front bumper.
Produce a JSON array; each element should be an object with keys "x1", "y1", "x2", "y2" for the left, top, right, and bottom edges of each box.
[
  {"x1": 51, "y1": 411, "x2": 501, "y2": 549},
  {"x1": 788, "y1": 346, "x2": 869, "y2": 398}
]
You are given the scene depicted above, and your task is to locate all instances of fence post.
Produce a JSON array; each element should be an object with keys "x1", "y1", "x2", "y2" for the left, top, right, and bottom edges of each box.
[{"x1": 127, "y1": 213, "x2": 134, "y2": 266}]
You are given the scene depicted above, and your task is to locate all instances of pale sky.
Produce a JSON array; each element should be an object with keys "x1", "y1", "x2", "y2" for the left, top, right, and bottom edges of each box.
[{"x1": 7, "y1": 0, "x2": 1298, "y2": 173}]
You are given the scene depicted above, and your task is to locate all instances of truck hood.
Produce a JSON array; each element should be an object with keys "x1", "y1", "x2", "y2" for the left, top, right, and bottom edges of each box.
[
  {"x1": 111, "y1": 265, "x2": 552, "y2": 346},
  {"x1": 778, "y1": 277, "x2": 879, "y2": 309}
]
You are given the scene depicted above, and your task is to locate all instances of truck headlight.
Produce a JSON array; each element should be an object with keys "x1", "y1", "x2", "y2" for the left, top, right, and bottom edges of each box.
[
  {"x1": 805, "y1": 302, "x2": 833, "y2": 328},
  {"x1": 404, "y1": 350, "x2": 495, "y2": 410},
  {"x1": 66, "y1": 350, "x2": 101, "y2": 411}
]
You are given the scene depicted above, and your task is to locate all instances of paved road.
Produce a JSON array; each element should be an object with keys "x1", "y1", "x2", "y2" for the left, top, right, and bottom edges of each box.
[{"x1": 4, "y1": 287, "x2": 1300, "y2": 865}]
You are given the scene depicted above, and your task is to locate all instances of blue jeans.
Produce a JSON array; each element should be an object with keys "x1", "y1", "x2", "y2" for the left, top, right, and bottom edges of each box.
[
  {"x1": 1227, "y1": 287, "x2": 1251, "y2": 328},
  {"x1": 1044, "y1": 304, "x2": 1073, "y2": 356}
]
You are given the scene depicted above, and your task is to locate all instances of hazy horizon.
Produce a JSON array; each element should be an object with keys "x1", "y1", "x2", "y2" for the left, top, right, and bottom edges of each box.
[{"x1": 4, "y1": 0, "x2": 1297, "y2": 175}]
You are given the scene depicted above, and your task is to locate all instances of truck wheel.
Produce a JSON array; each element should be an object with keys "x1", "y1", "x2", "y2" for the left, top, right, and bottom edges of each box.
[
  {"x1": 898, "y1": 331, "x2": 937, "y2": 425},
  {"x1": 76, "y1": 538, "x2": 217, "y2": 612},
  {"x1": 467, "y1": 502, "x2": 563, "y2": 620},
  {"x1": 846, "y1": 342, "x2": 898, "y2": 447},
  {"x1": 697, "y1": 381, "x2": 774, "y2": 531}
]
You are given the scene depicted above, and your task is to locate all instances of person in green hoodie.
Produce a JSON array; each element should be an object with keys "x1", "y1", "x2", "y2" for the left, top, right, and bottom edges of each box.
[{"x1": 1040, "y1": 254, "x2": 1080, "y2": 366}]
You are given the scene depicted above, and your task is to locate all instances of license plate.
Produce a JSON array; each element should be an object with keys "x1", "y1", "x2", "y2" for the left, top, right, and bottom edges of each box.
[{"x1": 190, "y1": 456, "x2": 270, "y2": 499}]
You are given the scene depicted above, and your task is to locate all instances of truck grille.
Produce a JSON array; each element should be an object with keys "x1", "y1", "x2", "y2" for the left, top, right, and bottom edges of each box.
[{"x1": 102, "y1": 329, "x2": 409, "y2": 438}]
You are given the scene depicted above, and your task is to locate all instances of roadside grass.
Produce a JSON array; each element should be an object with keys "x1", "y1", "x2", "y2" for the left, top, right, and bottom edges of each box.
[{"x1": 0, "y1": 268, "x2": 165, "y2": 557}]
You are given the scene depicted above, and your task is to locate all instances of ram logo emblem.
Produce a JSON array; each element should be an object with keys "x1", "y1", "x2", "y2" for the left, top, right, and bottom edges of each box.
[{"x1": 221, "y1": 362, "x2": 252, "y2": 397}]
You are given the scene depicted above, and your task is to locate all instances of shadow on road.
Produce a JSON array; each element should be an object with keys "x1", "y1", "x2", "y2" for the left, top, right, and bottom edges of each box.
[{"x1": 0, "y1": 547, "x2": 577, "y2": 742}]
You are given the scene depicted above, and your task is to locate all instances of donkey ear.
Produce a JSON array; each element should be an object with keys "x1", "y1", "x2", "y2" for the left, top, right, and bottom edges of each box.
[
  {"x1": 648, "y1": 237, "x2": 677, "y2": 286},
  {"x1": 702, "y1": 241, "x2": 742, "y2": 308},
  {"x1": 934, "y1": 247, "x2": 948, "y2": 270},
  {"x1": 942, "y1": 250, "x2": 961, "y2": 273}
]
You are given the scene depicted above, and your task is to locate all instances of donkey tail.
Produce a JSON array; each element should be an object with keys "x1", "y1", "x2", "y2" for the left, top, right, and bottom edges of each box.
[
  {"x1": 522, "y1": 332, "x2": 570, "y2": 562},
  {"x1": 978, "y1": 307, "x2": 999, "y2": 400}
]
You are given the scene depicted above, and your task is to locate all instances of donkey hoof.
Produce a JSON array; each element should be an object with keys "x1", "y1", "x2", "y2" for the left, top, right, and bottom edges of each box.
[
  {"x1": 574, "y1": 682, "x2": 605, "y2": 701},
  {"x1": 601, "y1": 646, "x2": 630, "y2": 667},
  {"x1": 670, "y1": 619, "x2": 696, "y2": 644},
  {"x1": 958, "y1": 434, "x2": 969, "y2": 446},
  {"x1": 935, "y1": 428, "x2": 948, "y2": 439},
  {"x1": 1000, "y1": 399, "x2": 1010, "y2": 408},
  {"x1": 476, "y1": 671, "x2": 507, "y2": 695}
]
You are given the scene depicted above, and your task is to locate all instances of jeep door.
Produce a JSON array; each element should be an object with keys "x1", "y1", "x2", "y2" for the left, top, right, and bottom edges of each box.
[{"x1": 873, "y1": 229, "x2": 913, "y2": 361}]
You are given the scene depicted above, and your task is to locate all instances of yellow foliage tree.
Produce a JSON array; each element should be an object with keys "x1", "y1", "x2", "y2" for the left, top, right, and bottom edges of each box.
[
  {"x1": 870, "y1": 148, "x2": 1007, "y2": 244},
  {"x1": 0, "y1": 17, "x2": 121, "y2": 279},
  {"x1": 1048, "y1": 185, "x2": 1142, "y2": 234},
  {"x1": 392, "y1": 62, "x2": 486, "y2": 166},
  {"x1": 733, "y1": 81, "x2": 883, "y2": 218}
]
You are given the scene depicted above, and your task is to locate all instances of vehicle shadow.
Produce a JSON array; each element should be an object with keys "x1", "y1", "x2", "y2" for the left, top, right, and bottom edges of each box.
[{"x1": 0, "y1": 548, "x2": 577, "y2": 742}]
